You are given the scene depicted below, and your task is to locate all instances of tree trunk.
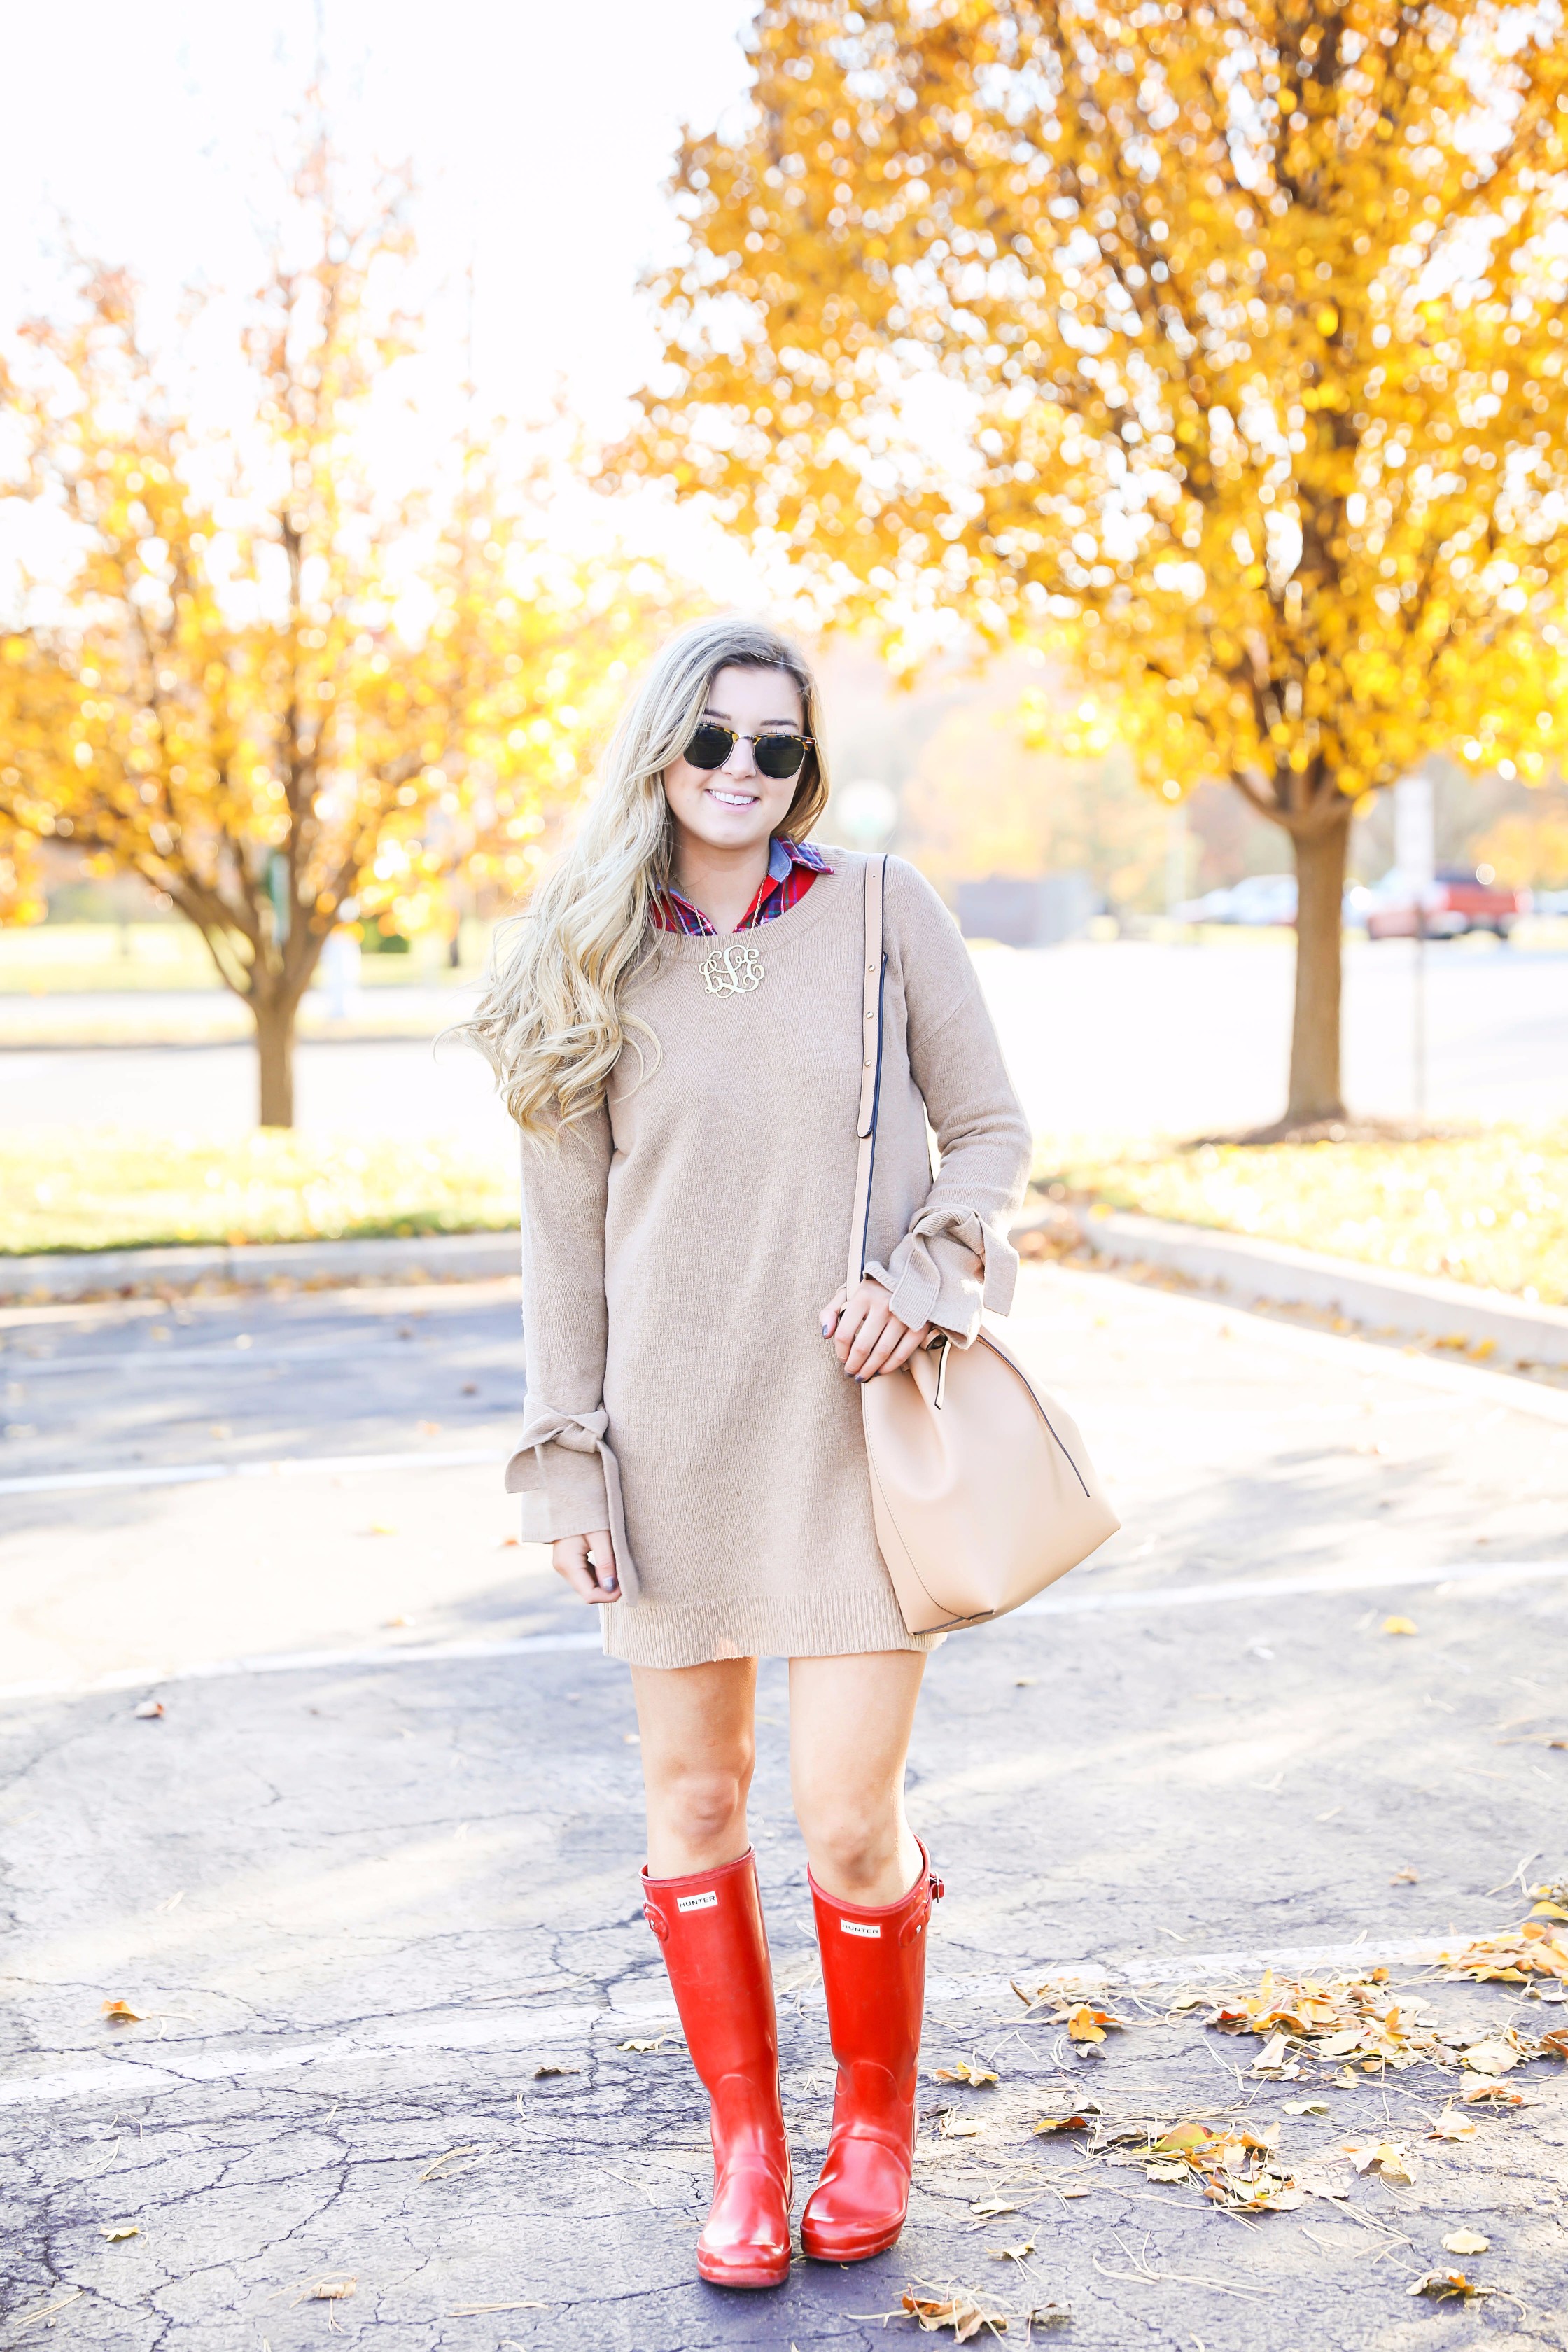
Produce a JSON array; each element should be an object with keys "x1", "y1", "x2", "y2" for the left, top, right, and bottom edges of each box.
[
  {"x1": 254, "y1": 995, "x2": 297, "y2": 1128},
  {"x1": 1285, "y1": 814, "x2": 1351, "y2": 1127}
]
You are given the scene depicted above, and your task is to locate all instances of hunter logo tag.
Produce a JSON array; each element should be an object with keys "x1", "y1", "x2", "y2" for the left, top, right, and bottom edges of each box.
[
  {"x1": 840, "y1": 1919, "x2": 881, "y2": 1938},
  {"x1": 676, "y1": 1891, "x2": 720, "y2": 1913},
  {"x1": 699, "y1": 941, "x2": 764, "y2": 997}
]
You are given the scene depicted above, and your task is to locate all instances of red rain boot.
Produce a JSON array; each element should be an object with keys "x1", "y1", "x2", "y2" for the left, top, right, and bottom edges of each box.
[
  {"x1": 799, "y1": 1842, "x2": 944, "y2": 2264},
  {"x1": 640, "y1": 1848, "x2": 792, "y2": 2289}
]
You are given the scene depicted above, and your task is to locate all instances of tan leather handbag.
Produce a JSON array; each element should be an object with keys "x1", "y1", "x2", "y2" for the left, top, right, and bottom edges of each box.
[{"x1": 853, "y1": 856, "x2": 1121, "y2": 1634}]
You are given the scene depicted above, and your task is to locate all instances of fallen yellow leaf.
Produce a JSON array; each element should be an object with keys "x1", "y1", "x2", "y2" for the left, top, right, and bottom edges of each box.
[
  {"x1": 937, "y1": 2059, "x2": 1000, "y2": 2087},
  {"x1": 1408, "y1": 2272, "x2": 1485, "y2": 2302},
  {"x1": 1461, "y1": 2080, "x2": 1524, "y2": 2106},
  {"x1": 101, "y1": 2000, "x2": 143, "y2": 2024},
  {"x1": 1382, "y1": 1615, "x2": 1419, "y2": 1636},
  {"x1": 1342, "y1": 2138, "x2": 1413, "y2": 2183},
  {"x1": 1442, "y1": 2230, "x2": 1490, "y2": 2257},
  {"x1": 1460, "y1": 2037, "x2": 1520, "y2": 2076},
  {"x1": 1065, "y1": 2003, "x2": 1124, "y2": 2043},
  {"x1": 901, "y1": 2286, "x2": 1007, "y2": 2340}
]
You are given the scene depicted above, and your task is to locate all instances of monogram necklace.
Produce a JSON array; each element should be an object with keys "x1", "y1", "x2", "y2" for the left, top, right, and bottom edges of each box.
[{"x1": 699, "y1": 939, "x2": 764, "y2": 997}]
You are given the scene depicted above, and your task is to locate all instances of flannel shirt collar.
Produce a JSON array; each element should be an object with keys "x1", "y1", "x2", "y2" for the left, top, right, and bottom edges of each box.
[{"x1": 654, "y1": 836, "x2": 834, "y2": 936}]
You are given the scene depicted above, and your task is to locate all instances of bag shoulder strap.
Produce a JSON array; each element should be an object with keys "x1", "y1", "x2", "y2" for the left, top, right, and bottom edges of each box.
[{"x1": 847, "y1": 854, "x2": 886, "y2": 1293}]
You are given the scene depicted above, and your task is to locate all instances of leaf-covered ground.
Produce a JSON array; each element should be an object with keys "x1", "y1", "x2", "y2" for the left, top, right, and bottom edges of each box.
[
  {"x1": 1035, "y1": 1128, "x2": 1568, "y2": 1306},
  {"x1": 0, "y1": 1128, "x2": 516, "y2": 1256}
]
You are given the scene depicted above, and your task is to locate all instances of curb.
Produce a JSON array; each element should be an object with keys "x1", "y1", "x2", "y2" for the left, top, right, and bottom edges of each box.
[
  {"x1": 5, "y1": 1211, "x2": 1564, "y2": 1371},
  {"x1": 1052, "y1": 1205, "x2": 1568, "y2": 1372},
  {"x1": 0, "y1": 1228, "x2": 520, "y2": 1304}
]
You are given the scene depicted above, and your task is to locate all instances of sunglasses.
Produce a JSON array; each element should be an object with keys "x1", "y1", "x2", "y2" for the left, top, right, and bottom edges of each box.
[{"x1": 683, "y1": 721, "x2": 815, "y2": 780}]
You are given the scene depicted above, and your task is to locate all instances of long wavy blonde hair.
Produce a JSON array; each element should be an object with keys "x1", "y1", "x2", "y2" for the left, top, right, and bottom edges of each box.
[{"x1": 461, "y1": 616, "x2": 831, "y2": 1135}]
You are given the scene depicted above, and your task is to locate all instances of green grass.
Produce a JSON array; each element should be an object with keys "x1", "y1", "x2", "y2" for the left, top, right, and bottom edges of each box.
[
  {"x1": 1038, "y1": 1126, "x2": 1568, "y2": 1306},
  {"x1": 1, "y1": 1130, "x2": 517, "y2": 1256},
  {"x1": 9, "y1": 1122, "x2": 1565, "y2": 1303}
]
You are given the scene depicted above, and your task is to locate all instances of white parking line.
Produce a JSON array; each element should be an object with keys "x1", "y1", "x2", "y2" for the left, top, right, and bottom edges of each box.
[
  {"x1": 0, "y1": 1343, "x2": 518, "y2": 1377},
  {"x1": 0, "y1": 1447, "x2": 500, "y2": 1497},
  {"x1": 0, "y1": 1627, "x2": 605, "y2": 1702},
  {"x1": 1014, "y1": 1555, "x2": 1568, "y2": 1618},
  {"x1": 0, "y1": 1938, "x2": 1502, "y2": 2112},
  {"x1": 3, "y1": 1559, "x2": 1563, "y2": 1705}
]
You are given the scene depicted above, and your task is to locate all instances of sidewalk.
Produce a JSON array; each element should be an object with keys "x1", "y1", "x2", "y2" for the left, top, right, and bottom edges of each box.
[{"x1": 8, "y1": 1210, "x2": 1565, "y2": 1385}]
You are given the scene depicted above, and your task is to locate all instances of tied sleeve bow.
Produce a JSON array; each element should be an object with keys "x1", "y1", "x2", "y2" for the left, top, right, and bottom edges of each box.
[
  {"x1": 865, "y1": 1204, "x2": 1019, "y2": 1343},
  {"x1": 503, "y1": 1405, "x2": 640, "y2": 1601}
]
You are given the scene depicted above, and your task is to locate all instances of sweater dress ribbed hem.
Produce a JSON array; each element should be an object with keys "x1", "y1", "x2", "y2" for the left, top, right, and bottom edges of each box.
[{"x1": 599, "y1": 1586, "x2": 944, "y2": 1667}]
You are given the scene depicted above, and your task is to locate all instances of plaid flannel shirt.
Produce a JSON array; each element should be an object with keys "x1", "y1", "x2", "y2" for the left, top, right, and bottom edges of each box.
[{"x1": 652, "y1": 835, "x2": 833, "y2": 934}]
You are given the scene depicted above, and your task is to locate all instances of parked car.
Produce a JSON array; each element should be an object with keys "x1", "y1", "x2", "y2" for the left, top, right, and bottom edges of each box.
[{"x1": 1364, "y1": 865, "x2": 1526, "y2": 940}]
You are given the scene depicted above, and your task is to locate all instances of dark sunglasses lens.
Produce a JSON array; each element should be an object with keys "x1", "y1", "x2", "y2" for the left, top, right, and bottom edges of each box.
[
  {"x1": 685, "y1": 724, "x2": 733, "y2": 769},
  {"x1": 755, "y1": 734, "x2": 807, "y2": 778}
]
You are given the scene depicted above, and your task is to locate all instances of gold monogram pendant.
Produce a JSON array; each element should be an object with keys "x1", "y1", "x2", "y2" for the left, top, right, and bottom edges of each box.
[{"x1": 699, "y1": 941, "x2": 764, "y2": 997}]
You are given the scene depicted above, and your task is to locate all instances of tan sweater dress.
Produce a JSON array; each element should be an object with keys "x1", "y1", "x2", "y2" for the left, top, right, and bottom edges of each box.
[{"x1": 504, "y1": 851, "x2": 1032, "y2": 1668}]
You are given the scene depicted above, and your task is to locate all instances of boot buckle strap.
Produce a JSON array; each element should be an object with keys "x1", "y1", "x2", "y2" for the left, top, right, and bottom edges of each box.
[{"x1": 894, "y1": 1871, "x2": 942, "y2": 1945}]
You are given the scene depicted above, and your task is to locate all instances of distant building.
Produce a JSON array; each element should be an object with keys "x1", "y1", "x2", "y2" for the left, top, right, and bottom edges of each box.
[{"x1": 954, "y1": 872, "x2": 1097, "y2": 948}]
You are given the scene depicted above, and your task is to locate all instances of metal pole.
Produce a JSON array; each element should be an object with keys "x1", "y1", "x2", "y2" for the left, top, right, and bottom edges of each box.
[
  {"x1": 1165, "y1": 804, "x2": 1188, "y2": 932},
  {"x1": 1413, "y1": 906, "x2": 1427, "y2": 1121}
]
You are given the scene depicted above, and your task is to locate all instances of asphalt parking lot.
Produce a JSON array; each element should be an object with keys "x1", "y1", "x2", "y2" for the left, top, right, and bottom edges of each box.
[{"x1": 2, "y1": 1262, "x2": 1566, "y2": 2348}]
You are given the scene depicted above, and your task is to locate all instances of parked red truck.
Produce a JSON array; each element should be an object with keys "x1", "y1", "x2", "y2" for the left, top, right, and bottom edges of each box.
[{"x1": 1364, "y1": 865, "x2": 1527, "y2": 940}]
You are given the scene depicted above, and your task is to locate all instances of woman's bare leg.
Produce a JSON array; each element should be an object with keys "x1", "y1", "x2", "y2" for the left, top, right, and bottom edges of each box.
[
  {"x1": 632, "y1": 1657, "x2": 758, "y2": 1877},
  {"x1": 788, "y1": 1651, "x2": 927, "y2": 1905}
]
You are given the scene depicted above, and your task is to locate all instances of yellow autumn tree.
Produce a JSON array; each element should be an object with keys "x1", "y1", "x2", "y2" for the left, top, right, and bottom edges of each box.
[
  {"x1": 626, "y1": 0, "x2": 1568, "y2": 1125},
  {"x1": 0, "y1": 820, "x2": 45, "y2": 924},
  {"x1": 1, "y1": 140, "x2": 677, "y2": 1125}
]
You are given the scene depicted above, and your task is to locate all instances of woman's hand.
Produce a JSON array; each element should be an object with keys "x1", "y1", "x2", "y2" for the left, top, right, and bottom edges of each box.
[
  {"x1": 820, "y1": 1278, "x2": 932, "y2": 1380},
  {"x1": 552, "y1": 1529, "x2": 622, "y2": 1604}
]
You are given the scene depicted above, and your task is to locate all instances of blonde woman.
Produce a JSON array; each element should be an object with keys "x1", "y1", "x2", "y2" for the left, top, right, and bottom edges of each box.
[{"x1": 465, "y1": 617, "x2": 1030, "y2": 2290}]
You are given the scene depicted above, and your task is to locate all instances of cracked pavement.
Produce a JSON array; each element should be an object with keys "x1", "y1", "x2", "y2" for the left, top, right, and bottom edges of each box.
[{"x1": 2, "y1": 1263, "x2": 1566, "y2": 2348}]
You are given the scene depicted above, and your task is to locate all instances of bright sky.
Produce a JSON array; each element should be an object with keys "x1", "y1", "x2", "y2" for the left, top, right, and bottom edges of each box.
[{"x1": 1, "y1": 0, "x2": 764, "y2": 582}]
